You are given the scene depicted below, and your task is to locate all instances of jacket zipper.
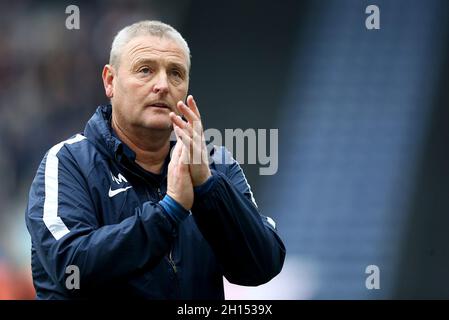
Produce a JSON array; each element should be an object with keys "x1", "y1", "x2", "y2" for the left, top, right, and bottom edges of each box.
[
  {"x1": 156, "y1": 187, "x2": 178, "y2": 274},
  {"x1": 145, "y1": 187, "x2": 178, "y2": 272},
  {"x1": 121, "y1": 162, "x2": 179, "y2": 292},
  {"x1": 168, "y1": 249, "x2": 177, "y2": 273},
  {"x1": 146, "y1": 186, "x2": 178, "y2": 275},
  {"x1": 142, "y1": 185, "x2": 179, "y2": 298},
  {"x1": 157, "y1": 187, "x2": 163, "y2": 200}
]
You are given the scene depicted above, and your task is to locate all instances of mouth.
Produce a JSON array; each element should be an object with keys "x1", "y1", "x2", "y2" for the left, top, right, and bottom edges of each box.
[{"x1": 146, "y1": 102, "x2": 171, "y2": 110}]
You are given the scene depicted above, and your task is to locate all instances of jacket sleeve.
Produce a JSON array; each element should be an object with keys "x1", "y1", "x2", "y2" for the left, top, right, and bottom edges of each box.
[
  {"x1": 25, "y1": 142, "x2": 175, "y2": 295},
  {"x1": 191, "y1": 146, "x2": 286, "y2": 286}
]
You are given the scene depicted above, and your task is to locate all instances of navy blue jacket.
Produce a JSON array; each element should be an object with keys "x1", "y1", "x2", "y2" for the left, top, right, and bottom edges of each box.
[{"x1": 25, "y1": 105, "x2": 286, "y2": 299}]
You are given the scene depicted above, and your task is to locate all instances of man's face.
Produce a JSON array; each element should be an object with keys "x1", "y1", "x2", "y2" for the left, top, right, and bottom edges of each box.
[{"x1": 107, "y1": 35, "x2": 189, "y2": 132}]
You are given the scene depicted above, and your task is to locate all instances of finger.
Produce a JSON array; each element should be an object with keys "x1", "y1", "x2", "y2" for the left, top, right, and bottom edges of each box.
[
  {"x1": 187, "y1": 95, "x2": 201, "y2": 119},
  {"x1": 176, "y1": 126, "x2": 192, "y2": 165},
  {"x1": 192, "y1": 124, "x2": 209, "y2": 165},
  {"x1": 192, "y1": 129, "x2": 202, "y2": 165},
  {"x1": 190, "y1": 115, "x2": 205, "y2": 138},
  {"x1": 170, "y1": 112, "x2": 193, "y2": 136},
  {"x1": 173, "y1": 117, "x2": 194, "y2": 142},
  {"x1": 186, "y1": 96, "x2": 203, "y2": 136},
  {"x1": 179, "y1": 142, "x2": 191, "y2": 165},
  {"x1": 176, "y1": 105, "x2": 203, "y2": 138},
  {"x1": 177, "y1": 100, "x2": 200, "y2": 125},
  {"x1": 174, "y1": 125, "x2": 192, "y2": 159},
  {"x1": 170, "y1": 112, "x2": 187, "y2": 128}
]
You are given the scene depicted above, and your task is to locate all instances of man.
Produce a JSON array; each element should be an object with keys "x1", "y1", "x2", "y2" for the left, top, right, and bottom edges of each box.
[{"x1": 25, "y1": 20, "x2": 285, "y2": 299}]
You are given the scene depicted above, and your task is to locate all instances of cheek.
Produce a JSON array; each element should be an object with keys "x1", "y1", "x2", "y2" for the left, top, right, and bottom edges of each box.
[
  {"x1": 117, "y1": 78, "x2": 145, "y2": 102},
  {"x1": 114, "y1": 79, "x2": 126, "y2": 99},
  {"x1": 130, "y1": 79, "x2": 151, "y2": 97},
  {"x1": 173, "y1": 82, "x2": 188, "y2": 100}
]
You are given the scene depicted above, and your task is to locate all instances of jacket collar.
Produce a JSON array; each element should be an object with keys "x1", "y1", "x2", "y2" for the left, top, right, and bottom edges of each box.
[
  {"x1": 84, "y1": 104, "x2": 128, "y2": 161},
  {"x1": 84, "y1": 105, "x2": 174, "y2": 178}
]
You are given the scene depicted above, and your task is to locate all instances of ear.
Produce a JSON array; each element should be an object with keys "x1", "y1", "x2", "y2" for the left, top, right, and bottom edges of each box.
[{"x1": 102, "y1": 64, "x2": 115, "y2": 98}]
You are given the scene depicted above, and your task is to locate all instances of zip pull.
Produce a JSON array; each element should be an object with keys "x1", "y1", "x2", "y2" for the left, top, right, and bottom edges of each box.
[
  {"x1": 168, "y1": 250, "x2": 177, "y2": 273},
  {"x1": 157, "y1": 187, "x2": 163, "y2": 200}
]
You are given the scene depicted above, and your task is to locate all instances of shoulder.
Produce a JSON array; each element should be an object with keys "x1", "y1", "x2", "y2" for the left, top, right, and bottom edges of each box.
[
  {"x1": 209, "y1": 145, "x2": 258, "y2": 207},
  {"x1": 41, "y1": 133, "x2": 102, "y2": 175},
  {"x1": 30, "y1": 134, "x2": 92, "y2": 198},
  {"x1": 47, "y1": 134, "x2": 87, "y2": 156}
]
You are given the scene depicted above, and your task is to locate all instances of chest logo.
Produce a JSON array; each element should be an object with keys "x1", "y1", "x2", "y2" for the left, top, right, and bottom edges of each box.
[
  {"x1": 108, "y1": 186, "x2": 132, "y2": 197},
  {"x1": 109, "y1": 172, "x2": 132, "y2": 197}
]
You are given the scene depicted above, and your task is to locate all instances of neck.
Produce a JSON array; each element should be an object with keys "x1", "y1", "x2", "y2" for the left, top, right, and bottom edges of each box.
[{"x1": 111, "y1": 115, "x2": 171, "y2": 174}]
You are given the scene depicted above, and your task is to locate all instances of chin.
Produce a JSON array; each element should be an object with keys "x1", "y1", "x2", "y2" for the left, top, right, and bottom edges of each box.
[
  {"x1": 141, "y1": 118, "x2": 172, "y2": 131},
  {"x1": 136, "y1": 108, "x2": 173, "y2": 131}
]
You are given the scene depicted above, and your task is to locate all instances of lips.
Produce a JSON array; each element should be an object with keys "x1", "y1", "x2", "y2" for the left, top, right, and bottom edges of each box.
[{"x1": 147, "y1": 102, "x2": 171, "y2": 109}]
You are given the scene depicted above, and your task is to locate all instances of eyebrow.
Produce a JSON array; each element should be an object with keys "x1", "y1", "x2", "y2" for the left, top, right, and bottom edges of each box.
[
  {"x1": 132, "y1": 58, "x2": 187, "y2": 74},
  {"x1": 169, "y1": 62, "x2": 188, "y2": 74}
]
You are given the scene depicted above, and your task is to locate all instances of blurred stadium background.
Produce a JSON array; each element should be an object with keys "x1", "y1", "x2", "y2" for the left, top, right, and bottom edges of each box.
[{"x1": 1, "y1": 0, "x2": 449, "y2": 299}]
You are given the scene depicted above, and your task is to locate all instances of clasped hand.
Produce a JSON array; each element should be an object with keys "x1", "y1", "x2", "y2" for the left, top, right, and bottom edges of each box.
[{"x1": 166, "y1": 95, "x2": 211, "y2": 210}]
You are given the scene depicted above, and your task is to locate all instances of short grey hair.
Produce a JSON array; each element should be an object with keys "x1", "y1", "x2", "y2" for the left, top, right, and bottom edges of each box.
[{"x1": 109, "y1": 20, "x2": 191, "y2": 70}]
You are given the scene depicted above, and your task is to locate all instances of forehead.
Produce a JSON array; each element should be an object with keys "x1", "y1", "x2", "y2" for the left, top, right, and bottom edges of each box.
[{"x1": 121, "y1": 35, "x2": 188, "y2": 68}]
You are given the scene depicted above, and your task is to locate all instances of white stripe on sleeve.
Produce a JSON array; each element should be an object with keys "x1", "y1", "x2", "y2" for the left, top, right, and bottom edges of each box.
[
  {"x1": 240, "y1": 167, "x2": 258, "y2": 208},
  {"x1": 43, "y1": 134, "x2": 86, "y2": 240}
]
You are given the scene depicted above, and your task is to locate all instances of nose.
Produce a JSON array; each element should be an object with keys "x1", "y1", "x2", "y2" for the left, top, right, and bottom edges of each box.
[{"x1": 153, "y1": 71, "x2": 169, "y2": 94}]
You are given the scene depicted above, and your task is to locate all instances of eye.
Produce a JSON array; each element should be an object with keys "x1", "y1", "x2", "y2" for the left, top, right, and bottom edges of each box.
[
  {"x1": 139, "y1": 67, "x2": 151, "y2": 74},
  {"x1": 171, "y1": 69, "x2": 183, "y2": 79}
]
